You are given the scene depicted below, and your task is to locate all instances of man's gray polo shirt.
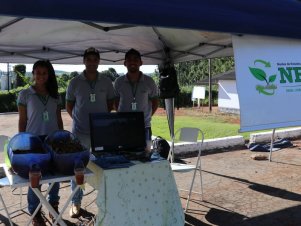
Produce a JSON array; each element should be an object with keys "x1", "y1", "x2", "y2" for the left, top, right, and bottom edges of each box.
[
  {"x1": 17, "y1": 86, "x2": 61, "y2": 136},
  {"x1": 114, "y1": 73, "x2": 158, "y2": 128},
  {"x1": 66, "y1": 72, "x2": 115, "y2": 134}
]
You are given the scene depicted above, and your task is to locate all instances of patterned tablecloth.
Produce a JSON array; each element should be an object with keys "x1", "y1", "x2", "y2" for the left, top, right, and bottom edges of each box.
[{"x1": 87, "y1": 160, "x2": 184, "y2": 226}]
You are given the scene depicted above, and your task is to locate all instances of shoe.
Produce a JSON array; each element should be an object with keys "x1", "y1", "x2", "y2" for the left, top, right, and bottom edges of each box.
[
  {"x1": 69, "y1": 203, "x2": 81, "y2": 218},
  {"x1": 32, "y1": 210, "x2": 46, "y2": 226}
]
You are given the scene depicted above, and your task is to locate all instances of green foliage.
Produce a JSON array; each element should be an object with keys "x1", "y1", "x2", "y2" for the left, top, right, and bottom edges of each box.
[
  {"x1": 175, "y1": 57, "x2": 235, "y2": 86},
  {"x1": 13, "y1": 64, "x2": 27, "y2": 88},
  {"x1": 70, "y1": 71, "x2": 79, "y2": 78},
  {"x1": 57, "y1": 73, "x2": 71, "y2": 90},
  {"x1": 13, "y1": 64, "x2": 26, "y2": 75},
  {"x1": 14, "y1": 71, "x2": 29, "y2": 87},
  {"x1": 151, "y1": 69, "x2": 160, "y2": 85},
  {"x1": 100, "y1": 67, "x2": 120, "y2": 81},
  {"x1": 0, "y1": 86, "x2": 28, "y2": 112}
]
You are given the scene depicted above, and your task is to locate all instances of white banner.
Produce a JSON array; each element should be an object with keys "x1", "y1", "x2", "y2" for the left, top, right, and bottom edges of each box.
[
  {"x1": 232, "y1": 35, "x2": 301, "y2": 132},
  {"x1": 192, "y1": 86, "x2": 206, "y2": 99}
]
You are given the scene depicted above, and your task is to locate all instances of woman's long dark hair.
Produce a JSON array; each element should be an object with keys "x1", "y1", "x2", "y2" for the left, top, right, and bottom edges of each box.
[{"x1": 32, "y1": 60, "x2": 59, "y2": 99}]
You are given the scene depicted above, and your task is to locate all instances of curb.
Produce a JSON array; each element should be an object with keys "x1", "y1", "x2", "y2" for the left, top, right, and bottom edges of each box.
[
  {"x1": 249, "y1": 127, "x2": 301, "y2": 143},
  {"x1": 172, "y1": 135, "x2": 245, "y2": 155},
  {"x1": 163, "y1": 127, "x2": 301, "y2": 157}
]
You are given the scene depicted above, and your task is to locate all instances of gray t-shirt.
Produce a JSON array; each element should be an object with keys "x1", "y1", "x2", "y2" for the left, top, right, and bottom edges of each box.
[
  {"x1": 17, "y1": 86, "x2": 61, "y2": 136},
  {"x1": 66, "y1": 72, "x2": 115, "y2": 134},
  {"x1": 114, "y1": 73, "x2": 158, "y2": 127}
]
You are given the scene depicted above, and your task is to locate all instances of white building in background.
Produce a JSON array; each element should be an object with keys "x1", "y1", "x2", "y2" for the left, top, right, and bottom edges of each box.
[
  {"x1": 198, "y1": 70, "x2": 240, "y2": 114},
  {"x1": 0, "y1": 70, "x2": 16, "y2": 91}
]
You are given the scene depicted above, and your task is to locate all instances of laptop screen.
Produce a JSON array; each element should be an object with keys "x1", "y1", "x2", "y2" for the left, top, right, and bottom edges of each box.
[{"x1": 89, "y1": 112, "x2": 146, "y2": 154}]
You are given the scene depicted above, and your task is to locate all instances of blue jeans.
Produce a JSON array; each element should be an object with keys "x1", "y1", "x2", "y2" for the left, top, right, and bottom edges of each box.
[
  {"x1": 28, "y1": 182, "x2": 60, "y2": 214},
  {"x1": 145, "y1": 127, "x2": 152, "y2": 141},
  {"x1": 71, "y1": 180, "x2": 83, "y2": 205},
  {"x1": 71, "y1": 131, "x2": 91, "y2": 205}
]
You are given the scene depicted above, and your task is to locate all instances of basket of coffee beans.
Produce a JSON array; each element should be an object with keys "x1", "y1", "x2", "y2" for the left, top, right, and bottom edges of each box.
[{"x1": 45, "y1": 130, "x2": 90, "y2": 175}]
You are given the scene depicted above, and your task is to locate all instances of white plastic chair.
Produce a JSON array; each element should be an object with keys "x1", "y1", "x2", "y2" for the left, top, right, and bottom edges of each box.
[
  {"x1": 0, "y1": 164, "x2": 13, "y2": 226},
  {"x1": 0, "y1": 135, "x2": 25, "y2": 225},
  {"x1": 168, "y1": 127, "x2": 204, "y2": 212}
]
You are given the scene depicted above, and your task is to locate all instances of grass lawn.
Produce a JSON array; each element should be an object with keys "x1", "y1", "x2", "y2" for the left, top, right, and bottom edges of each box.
[{"x1": 151, "y1": 108, "x2": 252, "y2": 141}]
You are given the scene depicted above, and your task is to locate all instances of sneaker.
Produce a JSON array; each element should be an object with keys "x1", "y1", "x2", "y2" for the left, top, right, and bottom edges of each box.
[
  {"x1": 69, "y1": 203, "x2": 81, "y2": 218},
  {"x1": 32, "y1": 211, "x2": 46, "y2": 226}
]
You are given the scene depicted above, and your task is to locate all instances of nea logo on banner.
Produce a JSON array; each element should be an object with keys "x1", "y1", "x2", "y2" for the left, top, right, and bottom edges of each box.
[{"x1": 249, "y1": 59, "x2": 301, "y2": 96}]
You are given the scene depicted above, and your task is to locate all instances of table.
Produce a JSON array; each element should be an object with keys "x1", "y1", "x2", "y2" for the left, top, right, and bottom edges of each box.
[
  {"x1": 87, "y1": 159, "x2": 185, "y2": 226},
  {"x1": 3, "y1": 166, "x2": 93, "y2": 226}
]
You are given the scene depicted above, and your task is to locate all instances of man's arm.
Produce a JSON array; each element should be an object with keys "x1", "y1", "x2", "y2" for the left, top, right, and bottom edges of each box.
[
  {"x1": 107, "y1": 99, "x2": 114, "y2": 112},
  {"x1": 66, "y1": 101, "x2": 74, "y2": 118},
  {"x1": 151, "y1": 98, "x2": 159, "y2": 115},
  {"x1": 56, "y1": 106, "x2": 64, "y2": 130}
]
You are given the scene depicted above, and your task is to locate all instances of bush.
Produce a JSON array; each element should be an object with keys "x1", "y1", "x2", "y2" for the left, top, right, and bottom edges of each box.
[
  {"x1": 0, "y1": 86, "x2": 65, "y2": 113},
  {"x1": 0, "y1": 88, "x2": 21, "y2": 112}
]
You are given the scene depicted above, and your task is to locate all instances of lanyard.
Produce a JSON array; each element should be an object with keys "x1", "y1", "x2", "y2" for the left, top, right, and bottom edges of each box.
[
  {"x1": 37, "y1": 94, "x2": 49, "y2": 107},
  {"x1": 86, "y1": 73, "x2": 98, "y2": 93},
  {"x1": 128, "y1": 74, "x2": 141, "y2": 101},
  {"x1": 88, "y1": 80, "x2": 97, "y2": 93}
]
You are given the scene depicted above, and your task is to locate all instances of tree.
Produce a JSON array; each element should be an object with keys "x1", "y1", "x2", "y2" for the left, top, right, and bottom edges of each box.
[
  {"x1": 100, "y1": 67, "x2": 120, "y2": 81},
  {"x1": 175, "y1": 57, "x2": 235, "y2": 86},
  {"x1": 57, "y1": 73, "x2": 70, "y2": 89},
  {"x1": 13, "y1": 64, "x2": 27, "y2": 87},
  {"x1": 70, "y1": 71, "x2": 79, "y2": 78}
]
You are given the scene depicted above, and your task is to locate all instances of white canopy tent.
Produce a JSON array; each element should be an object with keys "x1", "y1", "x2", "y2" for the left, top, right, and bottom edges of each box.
[{"x1": 0, "y1": 17, "x2": 233, "y2": 65}]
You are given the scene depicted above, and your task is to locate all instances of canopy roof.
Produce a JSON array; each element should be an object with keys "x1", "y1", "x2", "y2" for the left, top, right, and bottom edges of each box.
[
  {"x1": 0, "y1": 1, "x2": 300, "y2": 64},
  {"x1": 0, "y1": 17, "x2": 232, "y2": 64}
]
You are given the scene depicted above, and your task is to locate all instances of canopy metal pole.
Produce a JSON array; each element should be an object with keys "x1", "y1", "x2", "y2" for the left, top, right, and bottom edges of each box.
[
  {"x1": 269, "y1": 128, "x2": 276, "y2": 162},
  {"x1": 165, "y1": 98, "x2": 175, "y2": 162},
  {"x1": 7, "y1": 63, "x2": 9, "y2": 91},
  {"x1": 208, "y1": 58, "x2": 212, "y2": 112}
]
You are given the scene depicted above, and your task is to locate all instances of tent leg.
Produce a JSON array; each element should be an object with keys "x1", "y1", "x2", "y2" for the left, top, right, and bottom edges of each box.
[
  {"x1": 269, "y1": 128, "x2": 276, "y2": 162},
  {"x1": 165, "y1": 98, "x2": 175, "y2": 162}
]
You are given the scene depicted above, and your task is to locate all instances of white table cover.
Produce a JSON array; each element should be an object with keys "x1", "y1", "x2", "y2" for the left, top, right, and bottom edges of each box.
[{"x1": 87, "y1": 160, "x2": 184, "y2": 226}]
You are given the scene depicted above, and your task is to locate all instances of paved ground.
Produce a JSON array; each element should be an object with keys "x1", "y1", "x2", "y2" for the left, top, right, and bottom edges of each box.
[{"x1": 1, "y1": 113, "x2": 301, "y2": 225}]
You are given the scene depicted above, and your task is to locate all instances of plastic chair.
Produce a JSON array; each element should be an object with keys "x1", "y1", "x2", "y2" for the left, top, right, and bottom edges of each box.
[
  {"x1": 0, "y1": 135, "x2": 25, "y2": 225},
  {"x1": 168, "y1": 127, "x2": 204, "y2": 212},
  {"x1": 0, "y1": 164, "x2": 13, "y2": 226}
]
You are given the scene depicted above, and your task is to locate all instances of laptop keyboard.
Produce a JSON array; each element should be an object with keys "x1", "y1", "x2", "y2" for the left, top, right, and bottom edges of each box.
[{"x1": 93, "y1": 155, "x2": 134, "y2": 169}]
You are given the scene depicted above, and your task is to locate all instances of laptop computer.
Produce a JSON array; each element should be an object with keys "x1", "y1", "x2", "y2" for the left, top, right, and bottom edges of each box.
[{"x1": 89, "y1": 112, "x2": 146, "y2": 157}]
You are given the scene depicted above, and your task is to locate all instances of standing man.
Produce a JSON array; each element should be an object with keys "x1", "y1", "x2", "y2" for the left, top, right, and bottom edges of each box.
[
  {"x1": 65, "y1": 47, "x2": 115, "y2": 218},
  {"x1": 114, "y1": 48, "x2": 159, "y2": 143}
]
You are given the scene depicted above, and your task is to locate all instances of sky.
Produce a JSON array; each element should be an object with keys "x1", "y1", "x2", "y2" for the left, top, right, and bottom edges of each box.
[{"x1": 0, "y1": 63, "x2": 158, "y2": 74}]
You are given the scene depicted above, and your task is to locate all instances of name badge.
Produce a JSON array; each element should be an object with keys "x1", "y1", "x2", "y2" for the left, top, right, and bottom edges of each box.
[
  {"x1": 90, "y1": 94, "x2": 96, "y2": 102},
  {"x1": 43, "y1": 111, "x2": 49, "y2": 122},
  {"x1": 131, "y1": 102, "x2": 137, "y2": 111}
]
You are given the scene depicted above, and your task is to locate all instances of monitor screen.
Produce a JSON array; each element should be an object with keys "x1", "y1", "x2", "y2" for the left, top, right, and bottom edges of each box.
[{"x1": 89, "y1": 112, "x2": 146, "y2": 154}]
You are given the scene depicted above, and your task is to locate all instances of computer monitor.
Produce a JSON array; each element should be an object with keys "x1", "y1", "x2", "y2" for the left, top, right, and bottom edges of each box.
[{"x1": 89, "y1": 112, "x2": 146, "y2": 154}]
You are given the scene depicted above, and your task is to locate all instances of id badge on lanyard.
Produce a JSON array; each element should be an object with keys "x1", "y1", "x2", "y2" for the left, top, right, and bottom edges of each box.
[
  {"x1": 43, "y1": 110, "x2": 49, "y2": 122},
  {"x1": 131, "y1": 101, "x2": 137, "y2": 111},
  {"x1": 90, "y1": 93, "x2": 96, "y2": 102}
]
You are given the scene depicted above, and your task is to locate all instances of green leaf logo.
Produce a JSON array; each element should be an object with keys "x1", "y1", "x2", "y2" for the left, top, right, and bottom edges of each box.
[
  {"x1": 249, "y1": 67, "x2": 266, "y2": 81},
  {"x1": 249, "y1": 59, "x2": 277, "y2": 96},
  {"x1": 269, "y1": 74, "x2": 276, "y2": 83}
]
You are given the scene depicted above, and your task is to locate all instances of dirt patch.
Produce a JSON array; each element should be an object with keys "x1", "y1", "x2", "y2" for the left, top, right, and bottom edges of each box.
[{"x1": 154, "y1": 107, "x2": 240, "y2": 124}]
